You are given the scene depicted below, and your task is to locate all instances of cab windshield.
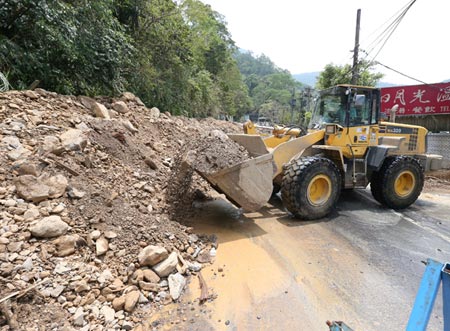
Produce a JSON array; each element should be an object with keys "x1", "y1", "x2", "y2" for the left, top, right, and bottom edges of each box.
[{"x1": 309, "y1": 86, "x2": 376, "y2": 129}]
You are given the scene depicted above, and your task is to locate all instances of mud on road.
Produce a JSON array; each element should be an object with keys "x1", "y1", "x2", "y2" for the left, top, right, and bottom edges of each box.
[{"x1": 151, "y1": 183, "x2": 450, "y2": 331}]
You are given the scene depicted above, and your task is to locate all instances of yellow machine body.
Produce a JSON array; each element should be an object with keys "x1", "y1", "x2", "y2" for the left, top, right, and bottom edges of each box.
[
  {"x1": 323, "y1": 121, "x2": 428, "y2": 159},
  {"x1": 198, "y1": 85, "x2": 435, "y2": 212}
]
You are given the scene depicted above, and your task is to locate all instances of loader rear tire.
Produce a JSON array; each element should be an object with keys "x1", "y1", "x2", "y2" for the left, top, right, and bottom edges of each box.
[
  {"x1": 281, "y1": 156, "x2": 341, "y2": 220},
  {"x1": 371, "y1": 156, "x2": 424, "y2": 209}
]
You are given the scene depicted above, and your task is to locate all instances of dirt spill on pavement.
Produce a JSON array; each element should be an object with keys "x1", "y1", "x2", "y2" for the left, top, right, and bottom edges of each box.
[
  {"x1": 177, "y1": 197, "x2": 377, "y2": 331},
  {"x1": 183, "y1": 200, "x2": 292, "y2": 330}
]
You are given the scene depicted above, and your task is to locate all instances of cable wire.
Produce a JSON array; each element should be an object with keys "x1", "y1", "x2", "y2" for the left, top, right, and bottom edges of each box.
[
  {"x1": 375, "y1": 61, "x2": 428, "y2": 85},
  {"x1": 361, "y1": 0, "x2": 416, "y2": 63}
]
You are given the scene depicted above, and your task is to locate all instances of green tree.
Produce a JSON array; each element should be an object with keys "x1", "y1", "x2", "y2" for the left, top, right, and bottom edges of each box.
[
  {"x1": 1, "y1": 0, "x2": 251, "y2": 119},
  {"x1": 0, "y1": 0, "x2": 133, "y2": 95},
  {"x1": 180, "y1": 0, "x2": 250, "y2": 118},
  {"x1": 235, "y1": 52, "x2": 279, "y2": 77},
  {"x1": 316, "y1": 60, "x2": 383, "y2": 90},
  {"x1": 235, "y1": 51, "x2": 304, "y2": 123}
]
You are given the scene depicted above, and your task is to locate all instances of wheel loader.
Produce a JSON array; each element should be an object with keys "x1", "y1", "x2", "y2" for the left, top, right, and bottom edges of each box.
[{"x1": 199, "y1": 84, "x2": 439, "y2": 220}]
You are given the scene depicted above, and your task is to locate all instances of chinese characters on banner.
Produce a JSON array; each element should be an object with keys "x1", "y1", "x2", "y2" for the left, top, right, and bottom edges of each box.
[{"x1": 380, "y1": 83, "x2": 450, "y2": 116}]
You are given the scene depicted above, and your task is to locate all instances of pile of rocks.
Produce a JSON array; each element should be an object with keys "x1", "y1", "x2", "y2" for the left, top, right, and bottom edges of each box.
[{"x1": 0, "y1": 89, "x2": 236, "y2": 330}]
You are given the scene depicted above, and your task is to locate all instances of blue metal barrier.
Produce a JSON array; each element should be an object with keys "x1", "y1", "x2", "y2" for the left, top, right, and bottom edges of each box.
[{"x1": 406, "y1": 259, "x2": 450, "y2": 331}]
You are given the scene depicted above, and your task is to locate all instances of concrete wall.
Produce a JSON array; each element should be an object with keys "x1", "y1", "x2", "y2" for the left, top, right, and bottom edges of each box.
[
  {"x1": 428, "y1": 133, "x2": 450, "y2": 159},
  {"x1": 397, "y1": 114, "x2": 450, "y2": 133},
  {"x1": 427, "y1": 133, "x2": 450, "y2": 169}
]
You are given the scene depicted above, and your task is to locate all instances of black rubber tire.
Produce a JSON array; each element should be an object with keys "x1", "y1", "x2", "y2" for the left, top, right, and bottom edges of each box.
[
  {"x1": 281, "y1": 156, "x2": 342, "y2": 220},
  {"x1": 371, "y1": 156, "x2": 424, "y2": 209}
]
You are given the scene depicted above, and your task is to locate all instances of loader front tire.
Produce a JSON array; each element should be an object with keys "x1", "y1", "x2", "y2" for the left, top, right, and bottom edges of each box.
[
  {"x1": 281, "y1": 156, "x2": 341, "y2": 220},
  {"x1": 371, "y1": 156, "x2": 424, "y2": 209}
]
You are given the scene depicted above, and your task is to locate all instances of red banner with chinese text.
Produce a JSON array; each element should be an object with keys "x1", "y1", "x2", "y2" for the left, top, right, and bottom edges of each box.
[{"x1": 380, "y1": 82, "x2": 450, "y2": 116}]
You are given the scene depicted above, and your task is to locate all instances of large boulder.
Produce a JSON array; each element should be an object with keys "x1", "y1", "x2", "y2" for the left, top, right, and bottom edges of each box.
[
  {"x1": 15, "y1": 174, "x2": 68, "y2": 202},
  {"x1": 43, "y1": 174, "x2": 68, "y2": 198},
  {"x1": 112, "y1": 101, "x2": 129, "y2": 114},
  {"x1": 168, "y1": 273, "x2": 186, "y2": 301},
  {"x1": 138, "y1": 245, "x2": 168, "y2": 267},
  {"x1": 53, "y1": 234, "x2": 80, "y2": 256},
  {"x1": 92, "y1": 102, "x2": 110, "y2": 119},
  {"x1": 95, "y1": 236, "x2": 109, "y2": 256},
  {"x1": 60, "y1": 129, "x2": 88, "y2": 151},
  {"x1": 41, "y1": 135, "x2": 63, "y2": 155},
  {"x1": 78, "y1": 96, "x2": 96, "y2": 110},
  {"x1": 30, "y1": 215, "x2": 69, "y2": 238},
  {"x1": 121, "y1": 92, "x2": 136, "y2": 101},
  {"x1": 124, "y1": 290, "x2": 140, "y2": 313},
  {"x1": 148, "y1": 107, "x2": 160, "y2": 119},
  {"x1": 14, "y1": 175, "x2": 50, "y2": 202},
  {"x1": 152, "y1": 251, "x2": 178, "y2": 277}
]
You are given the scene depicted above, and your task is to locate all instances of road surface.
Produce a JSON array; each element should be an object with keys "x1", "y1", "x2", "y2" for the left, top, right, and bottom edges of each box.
[{"x1": 151, "y1": 187, "x2": 450, "y2": 331}]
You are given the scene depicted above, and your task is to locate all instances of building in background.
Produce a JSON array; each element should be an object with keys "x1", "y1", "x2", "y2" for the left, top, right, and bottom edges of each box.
[
  {"x1": 381, "y1": 82, "x2": 450, "y2": 164},
  {"x1": 381, "y1": 82, "x2": 450, "y2": 133}
]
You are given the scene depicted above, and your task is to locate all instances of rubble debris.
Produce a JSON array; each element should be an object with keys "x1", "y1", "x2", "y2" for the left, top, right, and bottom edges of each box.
[
  {"x1": 30, "y1": 215, "x2": 69, "y2": 238},
  {"x1": 185, "y1": 129, "x2": 251, "y2": 175},
  {"x1": 168, "y1": 273, "x2": 186, "y2": 300},
  {"x1": 0, "y1": 88, "x2": 239, "y2": 330}
]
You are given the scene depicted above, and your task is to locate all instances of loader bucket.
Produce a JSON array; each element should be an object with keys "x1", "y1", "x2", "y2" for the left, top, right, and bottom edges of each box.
[
  {"x1": 227, "y1": 134, "x2": 270, "y2": 157},
  {"x1": 201, "y1": 153, "x2": 274, "y2": 211}
]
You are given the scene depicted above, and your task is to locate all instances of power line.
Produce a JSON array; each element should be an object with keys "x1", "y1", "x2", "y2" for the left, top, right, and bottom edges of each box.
[
  {"x1": 361, "y1": 0, "x2": 416, "y2": 63},
  {"x1": 354, "y1": 0, "x2": 437, "y2": 87},
  {"x1": 374, "y1": 60, "x2": 445, "y2": 93},
  {"x1": 370, "y1": 0, "x2": 416, "y2": 62},
  {"x1": 374, "y1": 61, "x2": 428, "y2": 85},
  {"x1": 363, "y1": 1, "x2": 413, "y2": 44},
  {"x1": 362, "y1": 0, "x2": 414, "y2": 56}
]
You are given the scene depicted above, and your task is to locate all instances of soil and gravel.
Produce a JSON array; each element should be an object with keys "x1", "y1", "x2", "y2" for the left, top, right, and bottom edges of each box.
[
  {"x1": 184, "y1": 130, "x2": 251, "y2": 175},
  {"x1": 0, "y1": 88, "x2": 242, "y2": 330},
  {"x1": 424, "y1": 170, "x2": 450, "y2": 193}
]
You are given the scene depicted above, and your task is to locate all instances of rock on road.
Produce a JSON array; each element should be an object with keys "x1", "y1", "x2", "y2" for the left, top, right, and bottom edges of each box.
[{"x1": 182, "y1": 188, "x2": 449, "y2": 331}]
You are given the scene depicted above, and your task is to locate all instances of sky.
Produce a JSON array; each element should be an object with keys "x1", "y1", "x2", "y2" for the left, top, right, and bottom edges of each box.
[{"x1": 200, "y1": 0, "x2": 450, "y2": 85}]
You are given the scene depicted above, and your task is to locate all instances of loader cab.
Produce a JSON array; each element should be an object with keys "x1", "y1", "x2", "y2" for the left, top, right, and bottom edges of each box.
[
  {"x1": 310, "y1": 85, "x2": 382, "y2": 160},
  {"x1": 310, "y1": 85, "x2": 380, "y2": 130}
]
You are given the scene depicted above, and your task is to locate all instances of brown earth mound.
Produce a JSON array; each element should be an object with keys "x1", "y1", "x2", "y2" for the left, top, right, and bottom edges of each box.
[
  {"x1": 188, "y1": 130, "x2": 251, "y2": 175},
  {"x1": 165, "y1": 129, "x2": 251, "y2": 221},
  {"x1": 0, "y1": 89, "x2": 241, "y2": 330}
]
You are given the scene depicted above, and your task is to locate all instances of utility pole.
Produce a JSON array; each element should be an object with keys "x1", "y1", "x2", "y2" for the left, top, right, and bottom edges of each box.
[
  {"x1": 351, "y1": 9, "x2": 361, "y2": 85},
  {"x1": 289, "y1": 88, "x2": 296, "y2": 124}
]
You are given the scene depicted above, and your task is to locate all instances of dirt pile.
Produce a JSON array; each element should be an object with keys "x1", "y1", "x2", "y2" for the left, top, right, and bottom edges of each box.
[
  {"x1": 424, "y1": 169, "x2": 450, "y2": 193},
  {"x1": 164, "y1": 129, "x2": 252, "y2": 224},
  {"x1": 187, "y1": 130, "x2": 251, "y2": 175},
  {"x1": 0, "y1": 89, "x2": 241, "y2": 330}
]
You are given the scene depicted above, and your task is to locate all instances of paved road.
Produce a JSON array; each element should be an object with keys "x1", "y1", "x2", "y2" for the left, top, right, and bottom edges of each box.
[{"x1": 150, "y1": 188, "x2": 450, "y2": 331}]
